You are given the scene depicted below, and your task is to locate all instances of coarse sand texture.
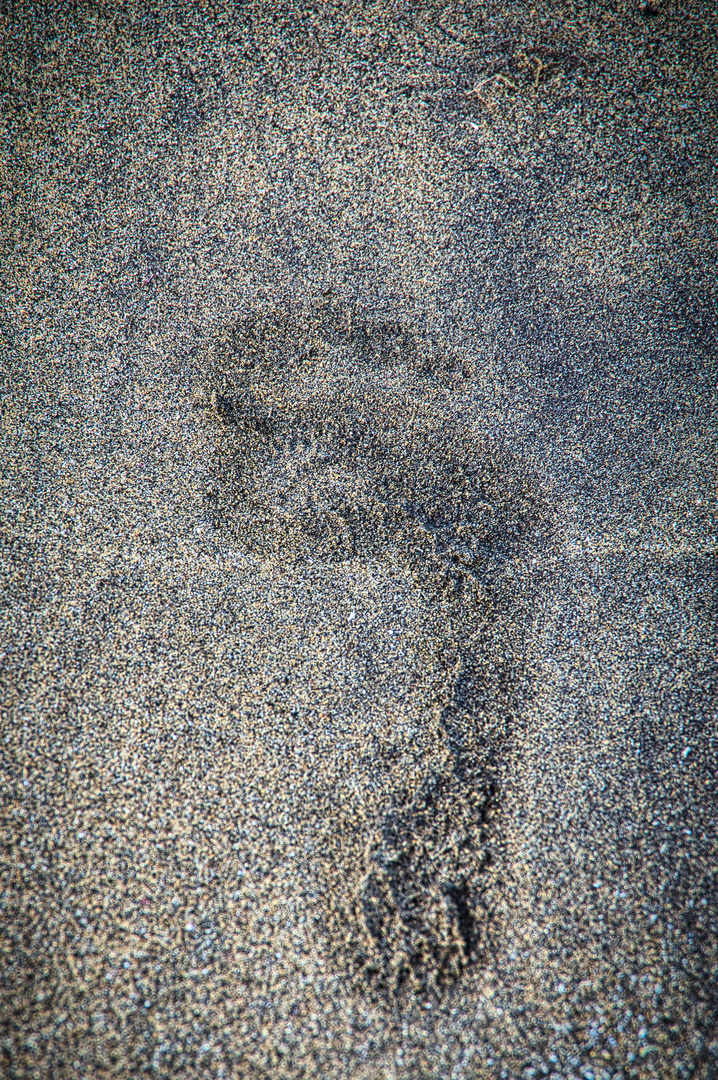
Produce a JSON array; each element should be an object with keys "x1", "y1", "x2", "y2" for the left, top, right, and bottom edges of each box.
[{"x1": 1, "y1": 2, "x2": 717, "y2": 1079}]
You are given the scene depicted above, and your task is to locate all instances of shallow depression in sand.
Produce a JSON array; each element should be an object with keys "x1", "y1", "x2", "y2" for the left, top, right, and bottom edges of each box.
[{"x1": 195, "y1": 299, "x2": 553, "y2": 994}]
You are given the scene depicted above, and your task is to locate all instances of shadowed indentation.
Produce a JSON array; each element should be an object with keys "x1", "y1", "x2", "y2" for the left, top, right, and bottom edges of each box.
[
  {"x1": 198, "y1": 299, "x2": 553, "y2": 995},
  {"x1": 356, "y1": 770, "x2": 496, "y2": 994}
]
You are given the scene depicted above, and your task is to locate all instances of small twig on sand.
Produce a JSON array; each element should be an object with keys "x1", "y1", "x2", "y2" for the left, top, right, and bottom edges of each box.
[
  {"x1": 437, "y1": 22, "x2": 461, "y2": 42},
  {"x1": 533, "y1": 58, "x2": 545, "y2": 88},
  {"x1": 465, "y1": 73, "x2": 517, "y2": 97},
  {"x1": 519, "y1": 50, "x2": 546, "y2": 88}
]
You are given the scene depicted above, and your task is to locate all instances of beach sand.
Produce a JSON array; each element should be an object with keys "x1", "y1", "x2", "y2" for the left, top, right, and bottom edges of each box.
[{"x1": 1, "y1": 2, "x2": 716, "y2": 1077}]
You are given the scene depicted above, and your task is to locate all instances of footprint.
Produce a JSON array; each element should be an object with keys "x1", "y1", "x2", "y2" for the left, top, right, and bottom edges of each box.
[
  {"x1": 202, "y1": 299, "x2": 544, "y2": 585},
  {"x1": 356, "y1": 769, "x2": 497, "y2": 994},
  {"x1": 198, "y1": 298, "x2": 552, "y2": 994}
]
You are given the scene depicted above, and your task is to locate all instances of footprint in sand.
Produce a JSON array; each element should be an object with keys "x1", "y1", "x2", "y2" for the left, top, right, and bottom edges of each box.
[{"x1": 197, "y1": 298, "x2": 552, "y2": 994}]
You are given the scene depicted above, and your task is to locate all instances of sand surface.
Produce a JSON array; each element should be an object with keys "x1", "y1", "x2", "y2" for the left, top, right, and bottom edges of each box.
[{"x1": 2, "y1": 2, "x2": 717, "y2": 1078}]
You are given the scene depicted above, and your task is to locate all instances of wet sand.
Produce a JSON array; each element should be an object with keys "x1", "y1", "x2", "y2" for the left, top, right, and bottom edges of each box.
[{"x1": 1, "y1": 2, "x2": 717, "y2": 1078}]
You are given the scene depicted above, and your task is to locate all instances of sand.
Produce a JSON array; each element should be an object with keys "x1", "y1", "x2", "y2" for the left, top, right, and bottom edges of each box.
[{"x1": 1, "y1": 1, "x2": 716, "y2": 1077}]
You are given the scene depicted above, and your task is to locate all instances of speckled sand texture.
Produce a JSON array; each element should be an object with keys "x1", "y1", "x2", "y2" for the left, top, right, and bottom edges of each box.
[{"x1": 1, "y1": 2, "x2": 717, "y2": 1078}]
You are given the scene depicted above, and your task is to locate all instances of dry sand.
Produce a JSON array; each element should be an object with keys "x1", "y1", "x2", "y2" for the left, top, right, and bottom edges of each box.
[{"x1": 1, "y1": 2, "x2": 717, "y2": 1078}]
